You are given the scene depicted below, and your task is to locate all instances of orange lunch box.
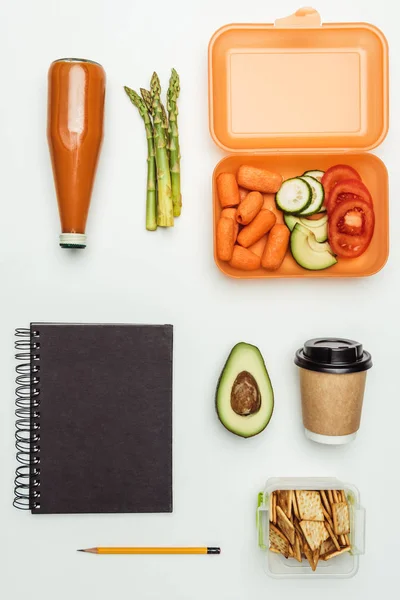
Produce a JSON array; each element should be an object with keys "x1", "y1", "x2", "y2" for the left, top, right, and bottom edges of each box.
[{"x1": 209, "y1": 7, "x2": 389, "y2": 278}]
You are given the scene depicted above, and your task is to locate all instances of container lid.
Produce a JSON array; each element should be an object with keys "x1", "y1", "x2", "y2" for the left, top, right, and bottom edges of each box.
[
  {"x1": 295, "y1": 338, "x2": 372, "y2": 374},
  {"x1": 208, "y1": 7, "x2": 388, "y2": 153}
]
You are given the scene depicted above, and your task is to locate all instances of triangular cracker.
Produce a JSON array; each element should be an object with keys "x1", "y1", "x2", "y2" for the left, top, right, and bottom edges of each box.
[
  {"x1": 292, "y1": 491, "x2": 300, "y2": 519},
  {"x1": 332, "y1": 502, "x2": 350, "y2": 536},
  {"x1": 294, "y1": 532, "x2": 302, "y2": 563},
  {"x1": 269, "y1": 523, "x2": 289, "y2": 558},
  {"x1": 300, "y1": 520, "x2": 329, "y2": 551},
  {"x1": 320, "y1": 538, "x2": 336, "y2": 558},
  {"x1": 323, "y1": 546, "x2": 351, "y2": 561},
  {"x1": 325, "y1": 520, "x2": 341, "y2": 551},
  {"x1": 296, "y1": 490, "x2": 324, "y2": 521},
  {"x1": 303, "y1": 543, "x2": 316, "y2": 571},
  {"x1": 320, "y1": 490, "x2": 332, "y2": 516},
  {"x1": 277, "y1": 490, "x2": 293, "y2": 519},
  {"x1": 313, "y1": 546, "x2": 320, "y2": 570},
  {"x1": 276, "y1": 505, "x2": 295, "y2": 545}
]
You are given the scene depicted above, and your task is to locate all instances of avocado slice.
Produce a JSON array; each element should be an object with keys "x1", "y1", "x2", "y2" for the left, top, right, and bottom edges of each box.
[
  {"x1": 290, "y1": 224, "x2": 337, "y2": 270},
  {"x1": 216, "y1": 342, "x2": 274, "y2": 438},
  {"x1": 284, "y1": 213, "x2": 328, "y2": 242}
]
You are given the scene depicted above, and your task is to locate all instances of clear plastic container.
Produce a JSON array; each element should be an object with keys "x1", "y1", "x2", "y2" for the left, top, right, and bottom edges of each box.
[{"x1": 257, "y1": 477, "x2": 365, "y2": 578}]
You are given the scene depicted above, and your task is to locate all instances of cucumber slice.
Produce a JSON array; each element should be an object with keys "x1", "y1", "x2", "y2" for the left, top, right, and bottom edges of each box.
[
  {"x1": 290, "y1": 224, "x2": 337, "y2": 271},
  {"x1": 276, "y1": 178, "x2": 312, "y2": 214},
  {"x1": 303, "y1": 170, "x2": 325, "y2": 182},
  {"x1": 298, "y1": 176, "x2": 325, "y2": 216}
]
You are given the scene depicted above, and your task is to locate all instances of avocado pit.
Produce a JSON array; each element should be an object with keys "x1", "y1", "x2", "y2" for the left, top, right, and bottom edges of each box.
[{"x1": 230, "y1": 371, "x2": 261, "y2": 416}]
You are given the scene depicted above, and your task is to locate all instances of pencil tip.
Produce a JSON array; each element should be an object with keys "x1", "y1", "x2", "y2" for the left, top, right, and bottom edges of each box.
[{"x1": 77, "y1": 549, "x2": 85, "y2": 552}]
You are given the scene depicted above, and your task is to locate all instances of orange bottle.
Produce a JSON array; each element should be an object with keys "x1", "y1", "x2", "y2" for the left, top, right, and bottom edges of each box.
[{"x1": 47, "y1": 58, "x2": 105, "y2": 248}]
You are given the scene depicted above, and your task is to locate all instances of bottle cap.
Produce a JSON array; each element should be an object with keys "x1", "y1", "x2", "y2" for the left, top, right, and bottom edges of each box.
[{"x1": 59, "y1": 233, "x2": 87, "y2": 249}]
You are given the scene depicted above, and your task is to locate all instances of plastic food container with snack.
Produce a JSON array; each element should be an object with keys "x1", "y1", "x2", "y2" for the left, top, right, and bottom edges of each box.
[
  {"x1": 209, "y1": 7, "x2": 389, "y2": 279},
  {"x1": 256, "y1": 478, "x2": 365, "y2": 578}
]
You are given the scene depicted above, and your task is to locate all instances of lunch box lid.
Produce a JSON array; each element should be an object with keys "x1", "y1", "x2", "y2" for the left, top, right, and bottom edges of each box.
[{"x1": 208, "y1": 7, "x2": 388, "y2": 153}]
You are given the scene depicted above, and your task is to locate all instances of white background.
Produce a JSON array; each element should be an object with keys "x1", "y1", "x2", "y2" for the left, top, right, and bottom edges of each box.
[{"x1": 0, "y1": 0, "x2": 398, "y2": 598}]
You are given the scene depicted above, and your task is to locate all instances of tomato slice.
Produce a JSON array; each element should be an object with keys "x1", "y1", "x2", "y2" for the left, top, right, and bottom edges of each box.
[
  {"x1": 327, "y1": 179, "x2": 373, "y2": 213},
  {"x1": 328, "y1": 198, "x2": 375, "y2": 259},
  {"x1": 321, "y1": 165, "x2": 361, "y2": 206}
]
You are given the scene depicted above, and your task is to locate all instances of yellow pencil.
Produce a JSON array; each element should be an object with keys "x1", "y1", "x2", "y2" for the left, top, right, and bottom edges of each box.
[{"x1": 78, "y1": 547, "x2": 221, "y2": 555}]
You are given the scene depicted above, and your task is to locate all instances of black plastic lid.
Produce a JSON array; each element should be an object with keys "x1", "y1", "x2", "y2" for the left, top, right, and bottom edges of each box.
[{"x1": 295, "y1": 338, "x2": 372, "y2": 374}]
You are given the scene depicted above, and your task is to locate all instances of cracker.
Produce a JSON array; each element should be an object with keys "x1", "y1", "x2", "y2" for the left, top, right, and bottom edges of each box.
[
  {"x1": 294, "y1": 532, "x2": 302, "y2": 563},
  {"x1": 323, "y1": 546, "x2": 351, "y2": 561},
  {"x1": 272, "y1": 493, "x2": 277, "y2": 524},
  {"x1": 320, "y1": 539, "x2": 336, "y2": 558},
  {"x1": 320, "y1": 490, "x2": 332, "y2": 516},
  {"x1": 327, "y1": 489, "x2": 334, "y2": 506},
  {"x1": 333, "y1": 490, "x2": 340, "y2": 503},
  {"x1": 325, "y1": 520, "x2": 341, "y2": 551},
  {"x1": 303, "y1": 543, "x2": 317, "y2": 571},
  {"x1": 293, "y1": 517, "x2": 304, "y2": 543},
  {"x1": 344, "y1": 534, "x2": 350, "y2": 546},
  {"x1": 277, "y1": 490, "x2": 293, "y2": 519},
  {"x1": 296, "y1": 490, "x2": 324, "y2": 521},
  {"x1": 322, "y1": 506, "x2": 333, "y2": 527},
  {"x1": 332, "y1": 502, "x2": 350, "y2": 536},
  {"x1": 276, "y1": 505, "x2": 295, "y2": 545},
  {"x1": 299, "y1": 520, "x2": 329, "y2": 551},
  {"x1": 292, "y1": 491, "x2": 300, "y2": 520},
  {"x1": 269, "y1": 523, "x2": 289, "y2": 558},
  {"x1": 270, "y1": 547, "x2": 280, "y2": 554},
  {"x1": 313, "y1": 546, "x2": 320, "y2": 570}
]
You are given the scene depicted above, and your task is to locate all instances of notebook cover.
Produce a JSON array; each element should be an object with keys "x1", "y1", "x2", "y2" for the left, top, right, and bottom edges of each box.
[{"x1": 31, "y1": 323, "x2": 173, "y2": 514}]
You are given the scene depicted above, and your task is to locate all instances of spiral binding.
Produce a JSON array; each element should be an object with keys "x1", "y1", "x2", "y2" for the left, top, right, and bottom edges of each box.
[{"x1": 14, "y1": 328, "x2": 41, "y2": 510}]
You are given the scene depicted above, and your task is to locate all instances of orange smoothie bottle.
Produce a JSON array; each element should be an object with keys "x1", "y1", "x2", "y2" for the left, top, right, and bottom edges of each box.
[{"x1": 47, "y1": 58, "x2": 105, "y2": 248}]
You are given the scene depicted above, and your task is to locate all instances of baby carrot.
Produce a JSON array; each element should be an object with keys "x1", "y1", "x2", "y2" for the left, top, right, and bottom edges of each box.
[
  {"x1": 221, "y1": 208, "x2": 239, "y2": 242},
  {"x1": 239, "y1": 187, "x2": 248, "y2": 202},
  {"x1": 261, "y1": 224, "x2": 290, "y2": 270},
  {"x1": 216, "y1": 217, "x2": 235, "y2": 261},
  {"x1": 216, "y1": 173, "x2": 240, "y2": 208},
  {"x1": 230, "y1": 246, "x2": 261, "y2": 271},
  {"x1": 236, "y1": 191, "x2": 263, "y2": 225},
  {"x1": 237, "y1": 209, "x2": 276, "y2": 248},
  {"x1": 238, "y1": 165, "x2": 283, "y2": 193}
]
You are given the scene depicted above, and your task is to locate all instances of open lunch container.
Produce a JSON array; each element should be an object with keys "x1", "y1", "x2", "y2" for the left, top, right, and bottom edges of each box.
[
  {"x1": 209, "y1": 7, "x2": 389, "y2": 278},
  {"x1": 257, "y1": 478, "x2": 365, "y2": 578}
]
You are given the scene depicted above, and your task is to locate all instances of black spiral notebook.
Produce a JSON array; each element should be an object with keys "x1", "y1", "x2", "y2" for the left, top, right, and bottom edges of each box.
[{"x1": 14, "y1": 323, "x2": 173, "y2": 514}]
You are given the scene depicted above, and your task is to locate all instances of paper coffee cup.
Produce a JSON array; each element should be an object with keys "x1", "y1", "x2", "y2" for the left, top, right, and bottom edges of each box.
[{"x1": 294, "y1": 338, "x2": 372, "y2": 445}]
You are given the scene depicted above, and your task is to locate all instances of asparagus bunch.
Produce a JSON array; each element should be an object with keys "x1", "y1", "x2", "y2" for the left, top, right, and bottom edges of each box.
[
  {"x1": 124, "y1": 69, "x2": 181, "y2": 230},
  {"x1": 167, "y1": 68, "x2": 181, "y2": 217},
  {"x1": 124, "y1": 86, "x2": 157, "y2": 231}
]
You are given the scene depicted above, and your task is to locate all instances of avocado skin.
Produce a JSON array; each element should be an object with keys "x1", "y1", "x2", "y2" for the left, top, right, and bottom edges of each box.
[{"x1": 215, "y1": 342, "x2": 274, "y2": 438}]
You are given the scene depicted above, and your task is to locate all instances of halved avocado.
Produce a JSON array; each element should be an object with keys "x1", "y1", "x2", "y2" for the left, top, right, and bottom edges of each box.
[
  {"x1": 290, "y1": 224, "x2": 337, "y2": 270},
  {"x1": 216, "y1": 342, "x2": 274, "y2": 438}
]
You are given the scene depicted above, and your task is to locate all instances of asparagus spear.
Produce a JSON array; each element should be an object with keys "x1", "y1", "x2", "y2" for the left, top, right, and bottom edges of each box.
[
  {"x1": 167, "y1": 68, "x2": 181, "y2": 217},
  {"x1": 140, "y1": 88, "x2": 153, "y2": 114},
  {"x1": 124, "y1": 86, "x2": 157, "y2": 231},
  {"x1": 142, "y1": 88, "x2": 169, "y2": 148},
  {"x1": 150, "y1": 72, "x2": 174, "y2": 227}
]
